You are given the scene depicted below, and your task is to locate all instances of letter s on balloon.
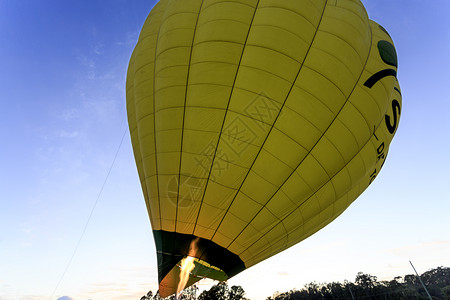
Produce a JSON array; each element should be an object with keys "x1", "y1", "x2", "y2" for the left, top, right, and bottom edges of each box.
[{"x1": 385, "y1": 99, "x2": 401, "y2": 134}]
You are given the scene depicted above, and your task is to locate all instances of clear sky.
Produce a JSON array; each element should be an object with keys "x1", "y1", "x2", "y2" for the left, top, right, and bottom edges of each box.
[{"x1": 0, "y1": 1, "x2": 449, "y2": 300}]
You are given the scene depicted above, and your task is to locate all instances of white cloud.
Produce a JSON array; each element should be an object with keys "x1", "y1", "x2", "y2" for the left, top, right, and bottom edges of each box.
[
  {"x1": 61, "y1": 108, "x2": 79, "y2": 121},
  {"x1": 92, "y1": 42, "x2": 104, "y2": 55},
  {"x1": 116, "y1": 31, "x2": 139, "y2": 47},
  {"x1": 58, "y1": 130, "x2": 79, "y2": 138}
]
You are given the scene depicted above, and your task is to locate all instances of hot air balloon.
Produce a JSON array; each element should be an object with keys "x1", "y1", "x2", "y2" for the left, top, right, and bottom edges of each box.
[{"x1": 126, "y1": 0, "x2": 401, "y2": 297}]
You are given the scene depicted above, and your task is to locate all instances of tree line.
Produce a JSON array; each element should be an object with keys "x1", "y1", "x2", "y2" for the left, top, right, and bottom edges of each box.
[
  {"x1": 141, "y1": 266, "x2": 449, "y2": 300},
  {"x1": 140, "y1": 283, "x2": 246, "y2": 300},
  {"x1": 267, "y1": 266, "x2": 449, "y2": 300}
]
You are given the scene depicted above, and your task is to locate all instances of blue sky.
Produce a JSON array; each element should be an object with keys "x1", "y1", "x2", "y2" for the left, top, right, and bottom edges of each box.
[{"x1": 0, "y1": 1, "x2": 449, "y2": 299}]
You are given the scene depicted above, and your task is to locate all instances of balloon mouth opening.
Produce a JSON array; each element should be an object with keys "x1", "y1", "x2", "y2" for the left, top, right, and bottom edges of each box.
[
  {"x1": 158, "y1": 256, "x2": 228, "y2": 298},
  {"x1": 153, "y1": 230, "x2": 246, "y2": 297}
]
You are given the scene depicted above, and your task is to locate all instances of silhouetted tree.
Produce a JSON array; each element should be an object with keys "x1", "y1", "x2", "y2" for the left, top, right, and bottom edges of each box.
[
  {"x1": 325, "y1": 282, "x2": 346, "y2": 299},
  {"x1": 140, "y1": 290, "x2": 153, "y2": 300},
  {"x1": 197, "y1": 282, "x2": 248, "y2": 300},
  {"x1": 198, "y1": 282, "x2": 229, "y2": 300},
  {"x1": 441, "y1": 285, "x2": 450, "y2": 300},
  {"x1": 265, "y1": 266, "x2": 449, "y2": 300},
  {"x1": 230, "y1": 285, "x2": 246, "y2": 300},
  {"x1": 141, "y1": 267, "x2": 449, "y2": 300},
  {"x1": 140, "y1": 285, "x2": 198, "y2": 300}
]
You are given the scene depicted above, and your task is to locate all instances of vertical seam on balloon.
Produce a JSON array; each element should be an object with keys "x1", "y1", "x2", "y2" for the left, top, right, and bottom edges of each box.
[
  {"x1": 242, "y1": 90, "x2": 374, "y2": 258},
  {"x1": 174, "y1": 0, "x2": 205, "y2": 234},
  {"x1": 311, "y1": 116, "x2": 363, "y2": 217},
  {"x1": 138, "y1": 11, "x2": 165, "y2": 230},
  {"x1": 129, "y1": 52, "x2": 154, "y2": 226},
  {"x1": 234, "y1": 6, "x2": 373, "y2": 255},
  {"x1": 236, "y1": 17, "x2": 375, "y2": 258},
  {"x1": 317, "y1": 21, "x2": 375, "y2": 216},
  {"x1": 218, "y1": 0, "x2": 330, "y2": 251},
  {"x1": 258, "y1": 5, "x2": 317, "y2": 27},
  {"x1": 346, "y1": 102, "x2": 373, "y2": 139},
  {"x1": 152, "y1": 0, "x2": 171, "y2": 231},
  {"x1": 284, "y1": 16, "x2": 374, "y2": 242},
  {"x1": 192, "y1": 0, "x2": 262, "y2": 261}
]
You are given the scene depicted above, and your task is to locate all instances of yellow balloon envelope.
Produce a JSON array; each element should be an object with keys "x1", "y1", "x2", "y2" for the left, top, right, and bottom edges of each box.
[{"x1": 126, "y1": 0, "x2": 401, "y2": 297}]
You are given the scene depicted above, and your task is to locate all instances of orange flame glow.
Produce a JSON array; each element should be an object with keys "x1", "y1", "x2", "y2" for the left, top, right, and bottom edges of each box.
[{"x1": 177, "y1": 256, "x2": 196, "y2": 296}]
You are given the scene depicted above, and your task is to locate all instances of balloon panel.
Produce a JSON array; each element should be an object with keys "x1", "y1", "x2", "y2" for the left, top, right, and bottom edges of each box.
[{"x1": 127, "y1": 0, "x2": 401, "y2": 297}]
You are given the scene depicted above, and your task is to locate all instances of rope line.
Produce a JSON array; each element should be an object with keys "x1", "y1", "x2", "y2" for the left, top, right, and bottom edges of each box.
[{"x1": 49, "y1": 126, "x2": 128, "y2": 299}]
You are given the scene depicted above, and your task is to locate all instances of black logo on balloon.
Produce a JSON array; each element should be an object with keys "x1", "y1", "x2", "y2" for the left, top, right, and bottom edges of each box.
[
  {"x1": 365, "y1": 34, "x2": 402, "y2": 185},
  {"x1": 364, "y1": 38, "x2": 401, "y2": 135},
  {"x1": 364, "y1": 40, "x2": 398, "y2": 88}
]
